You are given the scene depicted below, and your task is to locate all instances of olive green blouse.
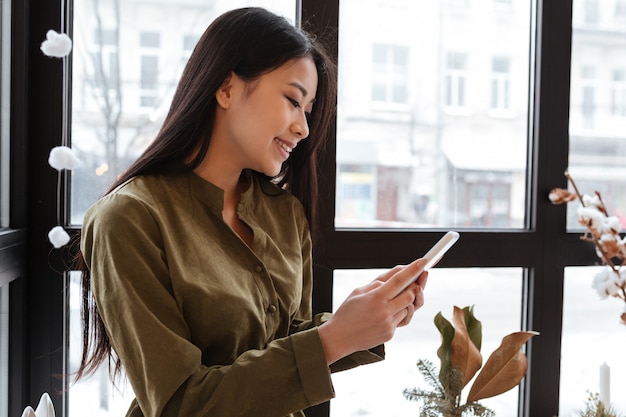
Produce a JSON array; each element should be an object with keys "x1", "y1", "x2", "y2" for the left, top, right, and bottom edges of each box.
[{"x1": 81, "y1": 171, "x2": 383, "y2": 417}]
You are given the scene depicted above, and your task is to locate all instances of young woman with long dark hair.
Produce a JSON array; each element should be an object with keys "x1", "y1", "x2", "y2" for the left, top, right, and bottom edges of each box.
[{"x1": 76, "y1": 7, "x2": 428, "y2": 417}]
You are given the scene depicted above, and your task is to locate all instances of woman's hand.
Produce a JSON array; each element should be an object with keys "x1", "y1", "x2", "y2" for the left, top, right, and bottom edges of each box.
[{"x1": 317, "y1": 258, "x2": 428, "y2": 365}]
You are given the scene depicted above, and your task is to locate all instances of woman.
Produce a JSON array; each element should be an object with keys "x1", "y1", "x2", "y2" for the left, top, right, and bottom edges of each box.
[{"x1": 76, "y1": 7, "x2": 428, "y2": 417}]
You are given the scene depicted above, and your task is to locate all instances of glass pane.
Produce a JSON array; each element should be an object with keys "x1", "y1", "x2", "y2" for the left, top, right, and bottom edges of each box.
[
  {"x1": 330, "y1": 268, "x2": 523, "y2": 417},
  {"x1": 68, "y1": 271, "x2": 134, "y2": 416},
  {"x1": 68, "y1": 2, "x2": 297, "y2": 416},
  {"x1": 69, "y1": 0, "x2": 296, "y2": 225},
  {"x1": 336, "y1": 0, "x2": 531, "y2": 229},
  {"x1": 567, "y1": 1, "x2": 626, "y2": 229},
  {"x1": 561, "y1": 267, "x2": 626, "y2": 414}
]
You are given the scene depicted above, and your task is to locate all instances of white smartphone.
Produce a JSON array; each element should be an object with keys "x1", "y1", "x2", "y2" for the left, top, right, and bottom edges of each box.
[
  {"x1": 398, "y1": 231, "x2": 460, "y2": 293},
  {"x1": 421, "y1": 231, "x2": 460, "y2": 271}
]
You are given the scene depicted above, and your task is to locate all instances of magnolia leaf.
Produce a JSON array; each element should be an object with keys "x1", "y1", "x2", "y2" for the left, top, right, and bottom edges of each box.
[
  {"x1": 466, "y1": 331, "x2": 539, "y2": 403},
  {"x1": 450, "y1": 306, "x2": 483, "y2": 387},
  {"x1": 462, "y1": 305, "x2": 482, "y2": 352},
  {"x1": 435, "y1": 312, "x2": 455, "y2": 387}
]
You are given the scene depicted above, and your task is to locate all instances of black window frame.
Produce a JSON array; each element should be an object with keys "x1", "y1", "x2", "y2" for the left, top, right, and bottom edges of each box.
[
  {"x1": 304, "y1": 1, "x2": 586, "y2": 417},
  {"x1": 10, "y1": 1, "x2": 598, "y2": 417},
  {"x1": 6, "y1": 0, "x2": 70, "y2": 415},
  {"x1": 3, "y1": 0, "x2": 30, "y2": 415}
]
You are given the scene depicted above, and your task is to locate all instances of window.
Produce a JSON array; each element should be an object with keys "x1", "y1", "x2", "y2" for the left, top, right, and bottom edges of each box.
[
  {"x1": 70, "y1": 2, "x2": 297, "y2": 224},
  {"x1": 68, "y1": 3, "x2": 297, "y2": 416},
  {"x1": 561, "y1": 267, "x2": 626, "y2": 412},
  {"x1": 445, "y1": 52, "x2": 467, "y2": 109},
  {"x1": 491, "y1": 56, "x2": 511, "y2": 112},
  {"x1": 92, "y1": 29, "x2": 119, "y2": 91},
  {"x1": 15, "y1": 1, "x2": 613, "y2": 416},
  {"x1": 183, "y1": 33, "x2": 200, "y2": 58},
  {"x1": 139, "y1": 31, "x2": 159, "y2": 48},
  {"x1": 140, "y1": 55, "x2": 159, "y2": 107},
  {"x1": 580, "y1": 66, "x2": 596, "y2": 130},
  {"x1": 139, "y1": 31, "x2": 160, "y2": 108},
  {"x1": 562, "y1": 1, "x2": 626, "y2": 414},
  {"x1": 611, "y1": 69, "x2": 626, "y2": 117},
  {"x1": 331, "y1": 268, "x2": 523, "y2": 416},
  {"x1": 584, "y1": 0, "x2": 600, "y2": 24},
  {"x1": 337, "y1": 1, "x2": 529, "y2": 230},
  {"x1": 333, "y1": 1, "x2": 532, "y2": 415},
  {"x1": 371, "y1": 44, "x2": 409, "y2": 105}
]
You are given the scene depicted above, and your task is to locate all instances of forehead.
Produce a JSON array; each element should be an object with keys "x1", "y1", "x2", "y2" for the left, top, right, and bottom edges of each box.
[{"x1": 265, "y1": 57, "x2": 318, "y2": 98}]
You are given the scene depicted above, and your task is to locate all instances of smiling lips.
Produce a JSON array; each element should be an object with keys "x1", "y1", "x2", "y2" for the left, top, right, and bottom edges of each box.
[{"x1": 274, "y1": 137, "x2": 295, "y2": 154}]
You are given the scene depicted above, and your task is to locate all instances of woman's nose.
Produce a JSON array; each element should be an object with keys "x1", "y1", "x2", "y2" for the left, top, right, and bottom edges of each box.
[{"x1": 291, "y1": 112, "x2": 310, "y2": 140}]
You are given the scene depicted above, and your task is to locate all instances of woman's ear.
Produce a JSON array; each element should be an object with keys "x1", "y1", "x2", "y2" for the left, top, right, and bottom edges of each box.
[{"x1": 216, "y1": 72, "x2": 235, "y2": 109}]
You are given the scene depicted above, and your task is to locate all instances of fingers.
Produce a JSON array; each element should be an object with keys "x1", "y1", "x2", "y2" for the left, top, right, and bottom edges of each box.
[
  {"x1": 416, "y1": 270, "x2": 428, "y2": 291},
  {"x1": 351, "y1": 278, "x2": 385, "y2": 296},
  {"x1": 373, "y1": 265, "x2": 405, "y2": 283},
  {"x1": 393, "y1": 278, "x2": 426, "y2": 327},
  {"x1": 396, "y1": 302, "x2": 415, "y2": 327},
  {"x1": 379, "y1": 258, "x2": 428, "y2": 300},
  {"x1": 363, "y1": 261, "x2": 428, "y2": 329},
  {"x1": 413, "y1": 280, "x2": 425, "y2": 310}
]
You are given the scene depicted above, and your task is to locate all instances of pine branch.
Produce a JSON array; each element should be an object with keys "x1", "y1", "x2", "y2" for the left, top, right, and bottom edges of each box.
[
  {"x1": 416, "y1": 359, "x2": 446, "y2": 395},
  {"x1": 461, "y1": 401, "x2": 496, "y2": 417},
  {"x1": 403, "y1": 387, "x2": 440, "y2": 403}
]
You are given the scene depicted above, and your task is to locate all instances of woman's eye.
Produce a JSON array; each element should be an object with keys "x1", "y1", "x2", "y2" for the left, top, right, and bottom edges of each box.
[
  {"x1": 287, "y1": 96, "x2": 312, "y2": 121},
  {"x1": 287, "y1": 97, "x2": 301, "y2": 108}
]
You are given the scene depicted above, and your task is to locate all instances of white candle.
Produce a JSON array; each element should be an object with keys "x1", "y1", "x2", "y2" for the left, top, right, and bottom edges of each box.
[{"x1": 599, "y1": 362, "x2": 610, "y2": 405}]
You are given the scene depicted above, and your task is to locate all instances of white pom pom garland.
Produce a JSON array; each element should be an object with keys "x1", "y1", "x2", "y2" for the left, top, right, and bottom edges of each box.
[
  {"x1": 48, "y1": 226, "x2": 70, "y2": 249},
  {"x1": 40, "y1": 30, "x2": 73, "y2": 58},
  {"x1": 48, "y1": 146, "x2": 80, "y2": 171}
]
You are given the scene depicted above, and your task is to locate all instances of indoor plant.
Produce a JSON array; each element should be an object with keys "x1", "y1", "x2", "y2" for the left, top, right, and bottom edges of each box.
[{"x1": 404, "y1": 306, "x2": 538, "y2": 416}]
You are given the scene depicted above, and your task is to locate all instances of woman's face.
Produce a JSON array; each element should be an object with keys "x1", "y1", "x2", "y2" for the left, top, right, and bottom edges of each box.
[{"x1": 215, "y1": 56, "x2": 318, "y2": 177}]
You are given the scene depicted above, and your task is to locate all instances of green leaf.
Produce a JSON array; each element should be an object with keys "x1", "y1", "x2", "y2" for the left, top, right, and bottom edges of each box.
[
  {"x1": 434, "y1": 311, "x2": 455, "y2": 387},
  {"x1": 466, "y1": 331, "x2": 539, "y2": 403},
  {"x1": 462, "y1": 305, "x2": 483, "y2": 352}
]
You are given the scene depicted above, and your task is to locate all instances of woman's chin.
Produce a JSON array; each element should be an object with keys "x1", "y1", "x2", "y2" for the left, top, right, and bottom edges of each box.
[{"x1": 262, "y1": 164, "x2": 284, "y2": 178}]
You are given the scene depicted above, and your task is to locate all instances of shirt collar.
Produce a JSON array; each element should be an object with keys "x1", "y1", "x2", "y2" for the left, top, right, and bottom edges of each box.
[{"x1": 188, "y1": 170, "x2": 260, "y2": 215}]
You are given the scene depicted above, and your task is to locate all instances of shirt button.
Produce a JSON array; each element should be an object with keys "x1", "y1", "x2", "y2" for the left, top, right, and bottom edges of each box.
[
  {"x1": 254, "y1": 265, "x2": 263, "y2": 273},
  {"x1": 267, "y1": 304, "x2": 277, "y2": 313}
]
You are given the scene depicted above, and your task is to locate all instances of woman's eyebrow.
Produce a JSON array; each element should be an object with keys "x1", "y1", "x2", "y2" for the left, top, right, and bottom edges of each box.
[{"x1": 289, "y1": 82, "x2": 317, "y2": 104}]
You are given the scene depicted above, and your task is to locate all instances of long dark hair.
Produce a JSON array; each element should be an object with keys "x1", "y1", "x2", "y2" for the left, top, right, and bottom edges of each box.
[{"x1": 73, "y1": 6, "x2": 337, "y2": 382}]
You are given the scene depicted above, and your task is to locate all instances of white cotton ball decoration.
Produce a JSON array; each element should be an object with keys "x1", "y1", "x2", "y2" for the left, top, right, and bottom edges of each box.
[
  {"x1": 48, "y1": 146, "x2": 80, "y2": 171},
  {"x1": 604, "y1": 216, "x2": 622, "y2": 234},
  {"x1": 40, "y1": 30, "x2": 73, "y2": 58},
  {"x1": 48, "y1": 226, "x2": 70, "y2": 249}
]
